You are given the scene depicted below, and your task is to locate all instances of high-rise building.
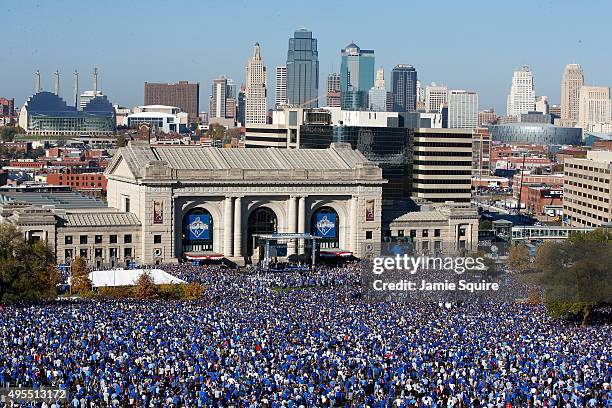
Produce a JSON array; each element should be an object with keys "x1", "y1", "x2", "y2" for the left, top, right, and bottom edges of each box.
[
  {"x1": 0, "y1": 97, "x2": 16, "y2": 125},
  {"x1": 472, "y1": 128, "x2": 492, "y2": 177},
  {"x1": 447, "y1": 90, "x2": 478, "y2": 129},
  {"x1": 506, "y1": 65, "x2": 535, "y2": 116},
  {"x1": 564, "y1": 150, "x2": 612, "y2": 227},
  {"x1": 245, "y1": 43, "x2": 267, "y2": 125},
  {"x1": 391, "y1": 64, "x2": 417, "y2": 113},
  {"x1": 416, "y1": 80, "x2": 425, "y2": 105},
  {"x1": 209, "y1": 77, "x2": 228, "y2": 119},
  {"x1": 412, "y1": 129, "x2": 473, "y2": 203},
  {"x1": 561, "y1": 64, "x2": 584, "y2": 123},
  {"x1": 425, "y1": 83, "x2": 447, "y2": 112},
  {"x1": 578, "y1": 86, "x2": 612, "y2": 131},
  {"x1": 550, "y1": 104, "x2": 562, "y2": 119},
  {"x1": 368, "y1": 67, "x2": 387, "y2": 111},
  {"x1": 535, "y1": 96, "x2": 549, "y2": 114},
  {"x1": 144, "y1": 80, "x2": 200, "y2": 122},
  {"x1": 340, "y1": 42, "x2": 375, "y2": 110},
  {"x1": 326, "y1": 73, "x2": 341, "y2": 107},
  {"x1": 237, "y1": 85, "x2": 246, "y2": 125},
  {"x1": 275, "y1": 66, "x2": 287, "y2": 108},
  {"x1": 286, "y1": 29, "x2": 319, "y2": 108}
]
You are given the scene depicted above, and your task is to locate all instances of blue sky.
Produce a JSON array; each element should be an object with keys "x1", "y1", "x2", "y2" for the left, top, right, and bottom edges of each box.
[{"x1": 3, "y1": 0, "x2": 611, "y2": 113}]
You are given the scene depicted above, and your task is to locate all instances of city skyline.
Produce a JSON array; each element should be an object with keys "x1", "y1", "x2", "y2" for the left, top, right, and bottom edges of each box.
[{"x1": 3, "y1": 0, "x2": 612, "y2": 113}]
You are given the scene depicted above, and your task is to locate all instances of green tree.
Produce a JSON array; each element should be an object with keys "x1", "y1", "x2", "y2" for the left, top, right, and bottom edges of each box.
[
  {"x1": 71, "y1": 257, "x2": 91, "y2": 295},
  {"x1": 479, "y1": 220, "x2": 492, "y2": 230},
  {"x1": 0, "y1": 224, "x2": 58, "y2": 302},
  {"x1": 535, "y1": 228, "x2": 612, "y2": 325},
  {"x1": 506, "y1": 243, "x2": 530, "y2": 272}
]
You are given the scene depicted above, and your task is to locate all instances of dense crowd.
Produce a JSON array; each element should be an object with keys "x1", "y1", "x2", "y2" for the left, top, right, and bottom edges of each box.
[{"x1": 0, "y1": 264, "x2": 610, "y2": 407}]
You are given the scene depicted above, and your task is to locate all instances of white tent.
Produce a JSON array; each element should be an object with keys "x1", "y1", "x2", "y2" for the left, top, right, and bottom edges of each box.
[{"x1": 84, "y1": 268, "x2": 186, "y2": 288}]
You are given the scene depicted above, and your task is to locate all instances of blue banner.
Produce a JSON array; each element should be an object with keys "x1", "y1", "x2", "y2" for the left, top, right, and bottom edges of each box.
[
  {"x1": 315, "y1": 212, "x2": 337, "y2": 238},
  {"x1": 186, "y1": 214, "x2": 211, "y2": 240}
]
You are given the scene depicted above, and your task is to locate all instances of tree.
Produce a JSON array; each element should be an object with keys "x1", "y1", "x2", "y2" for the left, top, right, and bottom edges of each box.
[
  {"x1": 479, "y1": 220, "x2": 492, "y2": 231},
  {"x1": 506, "y1": 243, "x2": 530, "y2": 272},
  {"x1": 535, "y1": 228, "x2": 612, "y2": 325},
  {"x1": 0, "y1": 224, "x2": 58, "y2": 302},
  {"x1": 134, "y1": 271, "x2": 158, "y2": 299},
  {"x1": 71, "y1": 257, "x2": 91, "y2": 295}
]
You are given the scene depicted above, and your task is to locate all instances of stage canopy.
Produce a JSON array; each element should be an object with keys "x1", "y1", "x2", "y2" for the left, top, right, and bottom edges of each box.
[{"x1": 79, "y1": 268, "x2": 186, "y2": 288}]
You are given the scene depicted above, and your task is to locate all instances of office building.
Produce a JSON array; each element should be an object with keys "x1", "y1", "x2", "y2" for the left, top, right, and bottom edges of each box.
[
  {"x1": 391, "y1": 64, "x2": 417, "y2": 112},
  {"x1": 416, "y1": 80, "x2": 425, "y2": 105},
  {"x1": 472, "y1": 128, "x2": 491, "y2": 177},
  {"x1": 490, "y1": 123, "x2": 582, "y2": 145},
  {"x1": 340, "y1": 43, "x2": 375, "y2": 110},
  {"x1": 144, "y1": 81, "x2": 200, "y2": 122},
  {"x1": 127, "y1": 105, "x2": 189, "y2": 133},
  {"x1": 564, "y1": 150, "x2": 612, "y2": 227},
  {"x1": 561, "y1": 63, "x2": 584, "y2": 124},
  {"x1": 326, "y1": 73, "x2": 341, "y2": 107},
  {"x1": 368, "y1": 67, "x2": 387, "y2": 111},
  {"x1": 286, "y1": 29, "x2": 319, "y2": 108},
  {"x1": 478, "y1": 109, "x2": 497, "y2": 126},
  {"x1": 275, "y1": 66, "x2": 287, "y2": 108},
  {"x1": 237, "y1": 86, "x2": 246, "y2": 125},
  {"x1": 412, "y1": 129, "x2": 473, "y2": 203},
  {"x1": 535, "y1": 96, "x2": 549, "y2": 114},
  {"x1": 447, "y1": 90, "x2": 478, "y2": 129},
  {"x1": 506, "y1": 65, "x2": 535, "y2": 116},
  {"x1": 425, "y1": 83, "x2": 447, "y2": 112},
  {"x1": 245, "y1": 43, "x2": 267, "y2": 125},
  {"x1": 209, "y1": 77, "x2": 228, "y2": 119},
  {"x1": 578, "y1": 86, "x2": 612, "y2": 131},
  {"x1": 0, "y1": 97, "x2": 16, "y2": 125}
]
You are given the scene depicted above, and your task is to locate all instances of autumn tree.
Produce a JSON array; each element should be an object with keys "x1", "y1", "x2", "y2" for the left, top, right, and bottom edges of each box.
[
  {"x1": 134, "y1": 271, "x2": 158, "y2": 299},
  {"x1": 0, "y1": 224, "x2": 59, "y2": 302},
  {"x1": 71, "y1": 256, "x2": 91, "y2": 295},
  {"x1": 535, "y1": 228, "x2": 612, "y2": 325},
  {"x1": 506, "y1": 243, "x2": 530, "y2": 272}
]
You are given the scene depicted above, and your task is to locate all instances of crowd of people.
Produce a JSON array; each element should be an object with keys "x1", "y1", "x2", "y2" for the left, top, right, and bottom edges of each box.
[{"x1": 0, "y1": 263, "x2": 610, "y2": 407}]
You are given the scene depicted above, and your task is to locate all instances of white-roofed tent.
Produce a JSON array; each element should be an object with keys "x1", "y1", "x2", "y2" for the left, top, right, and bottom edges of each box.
[{"x1": 75, "y1": 268, "x2": 186, "y2": 288}]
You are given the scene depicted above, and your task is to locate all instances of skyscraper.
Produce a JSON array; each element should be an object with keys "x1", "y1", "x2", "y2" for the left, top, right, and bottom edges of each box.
[
  {"x1": 326, "y1": 73, "x2": 341, "y2": 107},
  {"x1": 506, "y1": 65, "x2": 535, "y2": 116},
  {"x1": 391, "y1": 64, "x2": 417, "y2": 113},
  {"x1": 535, "y1": 96, "x2": 549, "y2": 115},
  {"x1": 209, "y1": 77, "x2": 228, "y2": 118},
  {"x1": 425, "y1": 83, "x2": 447, "y2": 112},
  {"x1": 144, "y1": 80, "x2": 200, "y2": 122},
  {"x1": 368, "y1": 67, "x2": 387, "y2": 111},
  {"x1": 237, "y1": 85, "x2": 246, "y2": 125},
  {"x1": 447, "y1": 90, "x2": 478, "y2": 129},
  {"x1": 286, "y1": 29, "x2": 319, "y2": 108},
  {"x1": 561, "y1": 64, "x2": 584, "y2": 123},
  {"x1": 245, "y1": 43, "x2": 267, "y2": 124},
  {"x1": 275, "y1": 66, "x2": 287, "y2": 108},
  {"x1": 340, "y1": 42, "x2": 375, "y2": 110},
  {"x1": 578, "y1": 86, "x2": 612, "y2": 131}
]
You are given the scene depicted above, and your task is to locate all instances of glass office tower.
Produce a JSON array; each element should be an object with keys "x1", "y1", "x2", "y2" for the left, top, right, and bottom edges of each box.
[
  {"x1": 286, "y1": 29, "x2": 319, "y2": 108},
  {"x1": 391, "y1": 65, "x2": 418, "y2": 113},
  {"x1": 340, "y1": 43, "x2": 375, "y2": 110}
]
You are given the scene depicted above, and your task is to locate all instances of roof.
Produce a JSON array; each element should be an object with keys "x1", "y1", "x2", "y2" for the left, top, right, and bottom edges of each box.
[
  {"x1": 61, "y1": 211, "x2": 140, "y2": 227},
  {"x1": 0, "y1": 192, "x2": 107, "y2": 209},
  {"x1": 391, "y1": 210, "x2": 448, "y2": 223},
  {"x1": 107, "y1": 142, "x2": 379, "y2": 179}
]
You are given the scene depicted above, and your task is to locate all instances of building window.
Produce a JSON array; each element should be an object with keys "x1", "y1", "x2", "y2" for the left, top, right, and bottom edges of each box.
[
  {"x1": 410, "y1": 230, "x2": 416, "y2": 238},
  {"x1": 154, "y1": 234, "x2": 162, "y2": 244},
  {"x1": 365, "y1": 231, "x2": 373, "y2": 240},
  {"x1": 434, "y1": 229, "x2": 441, "y2": 237},
  {"x1": 94, "y1": 248, "x2": 103, "y2": 258},
  {"x1": 64, "y1": 248, "x2": 73, "y2": 260},
  {"x1": 124, "y1": 234, "x2": 132, "y2": 244},
  {"x1": 397, "y1": 230, "x2": 404, "y2": 237},
  {"x1": 65, "y1": 235, "x2": 73, "y2": 245},
  {"x1": 459, "y1": 227, "x2": 466, "y2": 237},
  {"x1": 124, "y1": 248, "x2": 132, "y2": 258},
  {"x1": 109, "y1": 248, "x2": 118, "y2": 258},
  {"x1": 79, "y1": 249, "x2": 88, "y2": 258},
  {"x1": 79, "y1": 235, "x2": 88, "y2": 245},
  {"x1": 95, "y1": 235, "x2": 102, "y2": 244},
  {"x1": 124, "y1": 196, "x2": 130, "y2": 213},
  {"x1": 422, "y1": 229, "x2": 429, "y2": 238},
  {"x1": 110, "y1": 235, "x2": 117, "y2": 244}
]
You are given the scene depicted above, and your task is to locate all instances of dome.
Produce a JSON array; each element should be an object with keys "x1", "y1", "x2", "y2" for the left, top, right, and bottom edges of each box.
[
  {"x1": 83, "y1": 95, "x2": 114, "y2": 113},
  {"x1": 24, "y1": 91, "x2": 76, "y2": 114}
]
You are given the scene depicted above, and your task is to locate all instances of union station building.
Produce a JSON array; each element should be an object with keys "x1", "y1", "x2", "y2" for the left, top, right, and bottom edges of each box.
[{"x1": 0, "y1": 142, "x2": 479, "y2": 268}]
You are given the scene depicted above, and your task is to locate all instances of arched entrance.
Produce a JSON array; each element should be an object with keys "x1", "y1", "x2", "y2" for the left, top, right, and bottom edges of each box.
[
  {"x1": 247, "y1": 207, "x2": 277, "y2": 257},
  {"x1": 182, "y1": 208, "x2": 214, "y2": 254},
  {"x1": 311, "y1": 206, "x2": 339, "y2": 249}
]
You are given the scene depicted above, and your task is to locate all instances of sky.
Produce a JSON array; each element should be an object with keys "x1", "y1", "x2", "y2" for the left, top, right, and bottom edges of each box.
[{"x1": 2, "y1": 0, "x2": 612, "y2": 114}]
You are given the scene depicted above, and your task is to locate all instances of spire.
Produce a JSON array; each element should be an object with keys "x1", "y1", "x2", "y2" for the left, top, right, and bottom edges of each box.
[
  {"x1": 252, "y1": 42, "x2": 261, "y2": 60},
  {"x1": 93, "y1": 67, "x2": 98, "y2": 95},
  {"x1": 35, "y1": 69, "x2": 41, "y2": 93},
  {"x1": 73, "y1": 70, "x2": 79, "y2": 109},
  {"x1": 53, "y1": 70, "x2": 60, "y2": 95}
]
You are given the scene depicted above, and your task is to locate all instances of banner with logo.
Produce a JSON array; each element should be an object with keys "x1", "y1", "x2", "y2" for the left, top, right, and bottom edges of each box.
[
  {"x1": 315, "y1": 212, "x2": 337, "y2": 238},
  {"x1": 153, "y1": 200, "x2": 164, "y2": 224},
  {"x1": 186, "y1": 214, "x2": 211, "y2": 240},
  {"x1": 365, "y1": 199, "x2": 375, "y2": 221}
]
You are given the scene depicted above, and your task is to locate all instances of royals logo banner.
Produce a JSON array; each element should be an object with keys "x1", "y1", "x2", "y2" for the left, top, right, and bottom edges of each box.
[
  {"x1": 315, "y1": 212, "x2": 337, "y2": 238},
  {"x1": 186, "y1": 214, "x2": 210, "y2": 240}
]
